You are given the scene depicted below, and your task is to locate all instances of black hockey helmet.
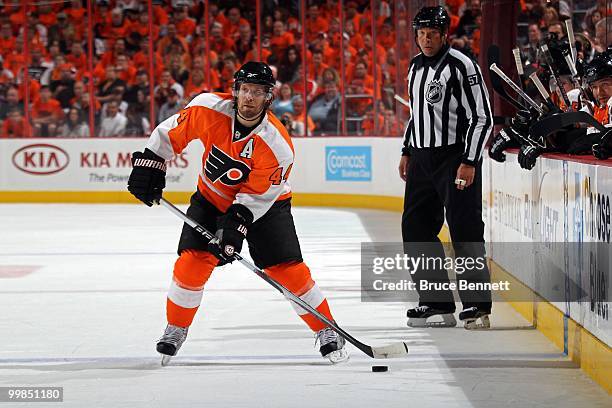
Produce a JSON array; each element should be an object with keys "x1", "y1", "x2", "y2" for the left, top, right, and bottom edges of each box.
[
  {"x1": 541, "y1": 34, "x2": 572, "y2": 76},
  {"x1": 233, "y1": 61, "x2": 275, "y2": 89},
  {"x1": 584, "y1": 48, "x2": 612, "y2": 84},
  {"x1": 412, "y1": 6, "x2": 450, "y2": 33}
]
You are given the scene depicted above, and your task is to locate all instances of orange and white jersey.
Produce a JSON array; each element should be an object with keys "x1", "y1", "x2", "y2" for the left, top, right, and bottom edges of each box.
[
  {"x1": 145, "y1": 92, "x2": 294, "y2": 221},
  {"x1": 584, "y1": 96, "x2": 612, "y2": 135}
]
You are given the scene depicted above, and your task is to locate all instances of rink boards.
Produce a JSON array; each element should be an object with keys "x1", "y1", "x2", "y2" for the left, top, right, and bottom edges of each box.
[{"x1": 0, "y1": 137, "x2": 610, "y2": 391}]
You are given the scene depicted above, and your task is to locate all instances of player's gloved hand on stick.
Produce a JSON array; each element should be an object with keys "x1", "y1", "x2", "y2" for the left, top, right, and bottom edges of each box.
[
  {"x1": 208, "y1": 204, "x2": 253, "y2": 265},
  {"x1": 592, "y1": 128, "x2": 612, "y2": 160},
  {"x1": 488, "y1": 128, "x2": 512, "y2": 162},
  {"x1": 518, "y1": 144, "x2": 542, "y2": 170},
  {"x1": 127, "y1": 149, "x2": 167, "y2": 206}
]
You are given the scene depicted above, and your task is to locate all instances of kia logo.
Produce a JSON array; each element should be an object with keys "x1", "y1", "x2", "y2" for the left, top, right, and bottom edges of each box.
[{"x1": 12, "y1": 144, "x2": 70, "y2": 175}]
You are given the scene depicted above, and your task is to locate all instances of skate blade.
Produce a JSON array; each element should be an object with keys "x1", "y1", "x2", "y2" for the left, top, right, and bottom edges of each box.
[
  {"x1": 161, "y1": 355, "x2": 173, "y2": 366},
  {"x1": 326, "y1": 348, "x2": 350, "y2": 364},
  {"x1": 463, "y1": 315, "x2": 491, "y2": 330},
  {"x1": 408, "y1": 314, "x2": 457, "y2": 328}
]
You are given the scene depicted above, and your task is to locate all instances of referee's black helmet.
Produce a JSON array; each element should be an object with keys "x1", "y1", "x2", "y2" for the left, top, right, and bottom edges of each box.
[{"x1": 412, "y1": 6, "x2": 450, "y2": 33}]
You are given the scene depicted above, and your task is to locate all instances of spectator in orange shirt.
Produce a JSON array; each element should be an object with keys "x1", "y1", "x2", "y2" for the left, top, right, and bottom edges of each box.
[
  {"x1": 184, "y1": 69, "x2": 210, "y2": 100},
  {"x1": 223, "y1": 7, "x2": 249, "y2": 41},
  {"x1": 171, "y1": 5, "x2": 196, "y2": 41},
  {"x1": 191, "y1": 56, "x2": 221, "y2": 91},
  {"x1": 101, "y1": 38, "x2": 127, "y2": 67},
  {"x1": 0, "y1": 23, "x2": 15, "y2": 60},
  {"x1": 305, "y1": 4, "x2": 329, "y2": 42},
  {"x1": 31, "y1": 86, "x2": 64, "y2": 137},
  {"x1": 37, "y1": 3, "x2": 57, "y2": 28},
  {"x1": 18, "y1": 78, "x2": 41, "y2": 104},
  {"x1": 157, "y1": 23, "x2": 190, "y2": 57},
  {"x1": 104, "y1": 7, "x2": 130, "y2": 43},
  {"x1": 116, "y1": 54, "x2": 137, "y2": 85},
  {"x1": 289, "y1": 95, "x2": 316, "y2": 136},
  {"x1": 134, "y1": 38, "x2": 165, "y2": 80},
  {"x1": 308, "y1": 49, "x2": 329, "y2": 83},
  {"x1": 209, "y1": 21, "x2": 235, "y2": 56},
  {"x1": 66, "y1": 0, "x2": 86, "y2": 26},
  {"x1": 67, "y1": 43, "x2": 87, "y2": 73},
  {"x1": 270, "y1": 20, "x2": 296, "y2": 56},
  {"x1": 1, "y1": 109, "x2": 30, "y2": 138}
]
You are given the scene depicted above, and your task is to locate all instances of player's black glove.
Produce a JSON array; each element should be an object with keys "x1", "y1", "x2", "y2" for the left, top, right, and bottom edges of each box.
[
  {"x1": 488, "y1": 128, "x2": 513, "y2": 162},
  {"x1": 592, "y1": 128, "x2": 612, "y2": 160},
  {"x1": 127, "y1": 149, "x2": 167, "y2": 206},
  {"x1": 208, "y1": 204, "x2": 253, "y2": 265},
  {"x1": 518, "y1": 144, "x2": 542, "y2": 170}
]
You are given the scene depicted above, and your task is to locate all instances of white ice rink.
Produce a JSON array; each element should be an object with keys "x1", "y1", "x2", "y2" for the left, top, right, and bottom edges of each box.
[{"x1": 0, "y1": 204, "x2": 610, "y2": 407}]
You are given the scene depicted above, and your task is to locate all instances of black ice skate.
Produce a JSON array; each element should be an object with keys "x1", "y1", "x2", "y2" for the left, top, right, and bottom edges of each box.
[
  {"x1": 315, "y1": 327, "x2": 349, "y2": 364},
  {"x1": 406, "y1": 305, "x2": 457, "y2": 327},
  {"x1": 157, "y1": 324, "x2": 189, "y2": 365},
  {"x1": 459, "y1": 307, "x2": 491, "y2": 330}
]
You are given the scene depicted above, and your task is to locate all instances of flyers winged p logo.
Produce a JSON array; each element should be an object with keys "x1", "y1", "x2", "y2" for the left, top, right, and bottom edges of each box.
[{"x1": 205, "y1": 145, "x2": 251, "y2": 186}]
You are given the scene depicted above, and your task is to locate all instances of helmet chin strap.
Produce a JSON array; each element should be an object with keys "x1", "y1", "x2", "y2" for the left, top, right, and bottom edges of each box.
[{"x1": 236, "y1": 105, "x2": 266, "y2": 125}]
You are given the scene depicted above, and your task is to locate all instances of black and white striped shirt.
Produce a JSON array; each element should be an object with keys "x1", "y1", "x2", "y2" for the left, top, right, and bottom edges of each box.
[{"x1": 402, "y1": 45, "x2": 493, "y2": 165}]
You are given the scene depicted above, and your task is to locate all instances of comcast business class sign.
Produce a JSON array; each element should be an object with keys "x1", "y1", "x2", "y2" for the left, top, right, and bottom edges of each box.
[{"x1": 325, "y1": 146, "x2": 372, "y2": 182}]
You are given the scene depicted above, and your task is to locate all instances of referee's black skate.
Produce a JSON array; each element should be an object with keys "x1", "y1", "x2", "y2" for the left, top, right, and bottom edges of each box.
[
  {"x1": 459, "y1": 307, "x2": 491, "y2": 330},
  {"x1": 157, "y1": 324, "x2": 189, "y2": 365},
  {"x1": 406, "y1": 306, "x2": 457, "y2": 328}
]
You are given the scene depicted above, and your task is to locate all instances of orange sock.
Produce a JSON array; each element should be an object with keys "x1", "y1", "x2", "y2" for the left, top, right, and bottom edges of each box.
[
  {"x1": 266, "y1": 262, "x2": 334, "y2": 332},
  {"x1": 166, "y1": 250, "x2": 218, "y2": 327}
]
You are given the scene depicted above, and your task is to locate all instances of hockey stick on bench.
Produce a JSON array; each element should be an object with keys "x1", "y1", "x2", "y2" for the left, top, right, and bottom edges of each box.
[{"x1": 159, "y1": 197, "x2": 409, "y2": 359}]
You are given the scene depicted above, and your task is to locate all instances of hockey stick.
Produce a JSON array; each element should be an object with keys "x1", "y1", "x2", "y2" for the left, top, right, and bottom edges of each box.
[
  {"x1": 394, "y1": 94, "x2": 410, "y2": 108},
  {"x1": 487, "y1": 45, "x2": 528, "y2": 111},
  {"x1": 159, "y1": 197, "x2": 409, "y2": 359},
  {"x1": 529, "y1": 111, "x2": 606, "y2": 141},
  {"x1": 490, "y1": 63, "x2": 544, "y2": 114},
  {"x1": 541, "y1": 44, "x2": 572, "y2": 110},
  {"x1": 565, "y1": 19, "x2": 577, "y2": 67}
]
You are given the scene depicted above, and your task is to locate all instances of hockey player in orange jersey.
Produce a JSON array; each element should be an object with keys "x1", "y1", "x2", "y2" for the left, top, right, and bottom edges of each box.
[{"x1": 127, "y1": 61, "x2": 349, "y2": 364}]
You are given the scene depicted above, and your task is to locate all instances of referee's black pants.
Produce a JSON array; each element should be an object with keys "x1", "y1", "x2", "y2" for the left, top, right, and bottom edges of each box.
[{"x1": 401, "y1": 144, "x2": 491, "y2": 313}]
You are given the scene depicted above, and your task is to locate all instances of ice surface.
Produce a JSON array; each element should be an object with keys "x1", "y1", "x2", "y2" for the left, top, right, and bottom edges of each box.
[{"x1": 0, "y1": 204, "x2": 609, "y2": 407}]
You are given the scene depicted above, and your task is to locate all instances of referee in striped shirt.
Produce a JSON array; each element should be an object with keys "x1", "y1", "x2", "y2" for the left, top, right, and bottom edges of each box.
[{"x1": 399, "y1": 6, "x2": 494, "y2": 329}]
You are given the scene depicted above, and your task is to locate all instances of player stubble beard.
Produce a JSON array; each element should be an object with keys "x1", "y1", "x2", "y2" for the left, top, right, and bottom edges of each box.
[{"x1": 236, "y1": 96, "x2": 266, "y2": 127}]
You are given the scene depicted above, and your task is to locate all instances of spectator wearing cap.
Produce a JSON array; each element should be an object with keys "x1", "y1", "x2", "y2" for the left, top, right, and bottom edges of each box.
[
  {"x1": 1, "y1": 108, "x2": 30, "y2": 138},
  {"x1": 223, "y1": 7, "x2": 248, "y2": 40},
  {"x1": 31, "y1": 86, "x2": 64, "y2": 137},
  {"x1": 98, "y1": 100, "x2": 127, "y2": 137},
  {"x1": 158, "y1": 88, "x2": 181, "y2": 122},
  {"x1": 0, "y1": 23, "x2": 15, "y2": 60},
  {"x1": 270, "y1": 20, "x2": 296, "y2": 56},
  {"x1": 57, "y1": 107, "x2": 89, "y2": 137},
  {"x1": 98, "y1": 65, "x2": 126, "y2": 104}
]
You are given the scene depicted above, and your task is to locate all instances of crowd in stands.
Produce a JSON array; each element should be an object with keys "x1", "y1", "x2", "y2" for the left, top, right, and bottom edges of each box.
[{"x1": 0, "y1": 0, "x2": 609, "y2": 138}]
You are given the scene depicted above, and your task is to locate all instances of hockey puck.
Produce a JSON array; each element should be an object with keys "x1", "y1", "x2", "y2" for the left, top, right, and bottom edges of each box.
[{"x1": 371, "y1": 365, "x2": 388, "y2": 372}]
